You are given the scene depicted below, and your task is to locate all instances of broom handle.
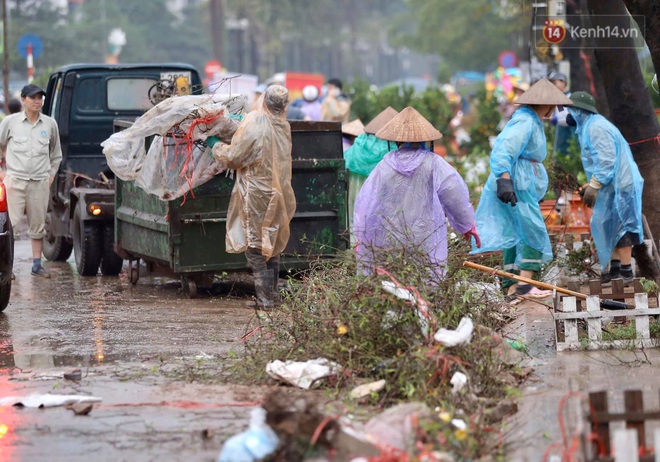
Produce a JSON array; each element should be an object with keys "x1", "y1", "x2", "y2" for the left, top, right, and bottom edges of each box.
[{"x1": 462, "y1": 261, "x2": 587, "y2": 300}]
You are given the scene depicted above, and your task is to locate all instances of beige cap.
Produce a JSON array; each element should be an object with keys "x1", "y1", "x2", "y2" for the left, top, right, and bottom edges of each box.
[
  {"x1": 364, "y1": 106, "x2": 399, "y2": 134},
  {"x1": 514, "y1": 78, "x2": 573, "y2": 106},
  {"x1": 375, "y1": 106, "x2": 442, "y2": 142},
  {"x1": 341, "y1": 119, "x2": 365, "y2": 138}
]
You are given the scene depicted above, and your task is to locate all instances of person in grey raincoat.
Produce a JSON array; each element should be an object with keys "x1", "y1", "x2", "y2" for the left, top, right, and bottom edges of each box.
[
  {"x1": 472, "y1": 79, "x2": 573, "y2": 300},
  {"x1": 566, "y1": 91, "x2": 644, "y2": 284},
  {"x1": 353, "y1": 106, "x2": 480, "y2": 278},
  {"x1": 212, "y1": 85, "x2": 296, "y2": 309}
]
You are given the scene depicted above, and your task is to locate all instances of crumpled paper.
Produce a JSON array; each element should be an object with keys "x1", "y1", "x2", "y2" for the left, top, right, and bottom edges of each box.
[
  {"x1": 433, "y1": 317, "x2": 474, "y2": 346},
  {"x1": 0, "y1": 394, "x2": 102, "y2": 408},
  {"x1": 265, "y1": 358, "x2": 342, "y2": 389}
]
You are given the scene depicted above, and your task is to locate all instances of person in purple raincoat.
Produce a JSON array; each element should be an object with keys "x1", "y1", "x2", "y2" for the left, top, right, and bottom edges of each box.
[{"x1": 353, "y1": 106, "x2": 480, "y2": 278}]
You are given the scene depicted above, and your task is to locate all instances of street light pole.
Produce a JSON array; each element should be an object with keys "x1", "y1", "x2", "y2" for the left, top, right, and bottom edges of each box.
[{"x1": 2, "y1": 0, "x2": 9, "y2": 113}]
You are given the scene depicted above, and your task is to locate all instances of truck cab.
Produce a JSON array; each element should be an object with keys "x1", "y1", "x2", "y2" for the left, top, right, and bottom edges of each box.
[{"x1": 42, "y1": 63, "x2": 202, "y2": 275}]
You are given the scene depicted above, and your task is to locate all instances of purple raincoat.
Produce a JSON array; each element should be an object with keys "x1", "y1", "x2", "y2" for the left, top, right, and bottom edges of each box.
[{"x1": 354, "y1": 147, "x2": 474, "y2": 276}]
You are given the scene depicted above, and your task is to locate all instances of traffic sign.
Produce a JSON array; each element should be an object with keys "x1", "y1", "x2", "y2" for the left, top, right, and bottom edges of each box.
[
  {"x1": 498, "y1": 50, "x2": 518, "y2": 69},
  {"x1": 17, "y1": 34, "x2": 43, "y2": 58}
]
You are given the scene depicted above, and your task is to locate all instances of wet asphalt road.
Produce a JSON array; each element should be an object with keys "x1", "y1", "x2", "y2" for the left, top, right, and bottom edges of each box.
[{"x1": 0, "y1": 239, "x2": 266, "y2": 462}]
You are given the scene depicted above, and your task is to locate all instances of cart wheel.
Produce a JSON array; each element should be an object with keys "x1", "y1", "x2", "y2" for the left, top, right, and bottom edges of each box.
[
  {"x1": 129, "y1": 260, "x2": 139, "y2": 285},
  {"x1": 186, "y1": 280, "x2": 198, "y2": 299}
]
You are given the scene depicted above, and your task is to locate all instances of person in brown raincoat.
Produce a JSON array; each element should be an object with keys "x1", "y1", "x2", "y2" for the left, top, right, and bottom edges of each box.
[{"x1": 212, "y1": 85, "x2": 296, "y2": 309}]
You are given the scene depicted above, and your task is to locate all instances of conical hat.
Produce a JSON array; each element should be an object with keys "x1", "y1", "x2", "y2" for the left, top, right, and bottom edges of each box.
[
  {"x1": 514, "y1": 78, "x2": 573, "y2": 106},
  {"x1": 364, "y1": 107, "x2": 399, "y2": 134},
  {"x1": 375, "y1": 106, "x2": 442, "y2": 142},
  {"x1": 341, "y1": 119, "x2": 365, "y2": 137}
]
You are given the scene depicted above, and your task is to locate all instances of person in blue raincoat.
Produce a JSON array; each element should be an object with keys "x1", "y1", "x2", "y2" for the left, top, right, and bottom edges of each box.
[
  {"x1": 566, "y1": 91, "x2": 644, "y2": 284},
  {"x1": 472, "y1": 79, "x2": 573, "y2": 299}
]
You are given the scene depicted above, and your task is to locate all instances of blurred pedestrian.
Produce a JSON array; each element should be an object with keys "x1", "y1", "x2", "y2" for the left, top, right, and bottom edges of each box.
[
  {"x1": 341, "y1": 119, "x2": 364, "y2": 152},
  {"x1": 212, "y1": 85, "x2": 296, "y2": 309},
  {"x1": 300, "y1": 85, "x2": 321, "y2": 121},
  {"x1": 7, "y1": 98, "x2": 22, "y2": 115},
  {"x1": 0, "y1": 84, "x2": 63, "y2": 278},
  {"x1": 548, "y1": 71, "x2": 578, "y2": 159},
  {"x1": 472, "y1": 79, "x2": 573, "y2": 301},
  {"x1": 354, "y1": 107, "x2": 479, "y2": 278},
  {"x1": 321, "y1": 78, "x2": 351, "y2": 123},
  {"x1": 567, "y1": 91, "x2": 644, "y2": 284}
]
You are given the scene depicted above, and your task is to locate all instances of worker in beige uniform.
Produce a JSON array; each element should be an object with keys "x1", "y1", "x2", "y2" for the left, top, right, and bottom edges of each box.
[{"x1": 0, "y1": 84, "x2": 62, "y2": 278}]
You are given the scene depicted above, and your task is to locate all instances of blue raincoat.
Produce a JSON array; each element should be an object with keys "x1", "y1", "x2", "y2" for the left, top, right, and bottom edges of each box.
[
  {"x1": 472, "y1": 106, "x2": 552, "y2": 264},
  {"x1": 569, "y1": 109, "x2": 644, "y2": 269},
  {"x1": 344, "y1": 133, "x2": 395, "y2": 177}
]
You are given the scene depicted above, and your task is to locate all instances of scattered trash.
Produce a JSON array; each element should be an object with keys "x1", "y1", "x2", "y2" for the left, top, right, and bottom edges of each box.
[
  {"x1": 217, "y1": 407, "x2": 279, "y2": 462},
  {"x1": 67, "y1": 402, "x2": 94, "y2": 416},
  {"x1": 450, "y1": 371, "x2": 468, "y2": 394},
  {"x1": 63, "y1": 369, "x2": 82, "y2": 381},
  {"x1": 451, "y1": 418, "x2": 467, "y2": 430},
  {"x1": 364, "y1": 402, "x2": 434, "y2": 451},
  {"x1": 506, "y1": 339, "x2": 526, "y2": 351},
  {"x1": 0, "y1": 394, "x2": 102, "y2": 408},
  {"x1": 380, "y1": 278, "x2": 433, "y2": 338},
  {"x1": 265, "y1": 358, "x2": 342, "y2": 389},
  {"x1": 434, "y1": 317, "x2": 474, "y2": 346},
  {"x1": 349, "y1": 379, "x2": 387, "y2": 399}
]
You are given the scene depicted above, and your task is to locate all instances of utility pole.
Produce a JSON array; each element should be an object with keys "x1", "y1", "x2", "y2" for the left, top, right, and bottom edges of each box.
[
  {"x1": 2, "y1": 0, "x2": 8, "y2": 113},
  {"x1": 210, "y1": 0, "x2": 226, "y2": 66}
]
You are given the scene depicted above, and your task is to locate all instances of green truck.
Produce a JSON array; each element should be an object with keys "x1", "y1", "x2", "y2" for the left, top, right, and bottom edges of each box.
[{"x1": 42, "y1": 64, "x2": 348, "y2": 295}]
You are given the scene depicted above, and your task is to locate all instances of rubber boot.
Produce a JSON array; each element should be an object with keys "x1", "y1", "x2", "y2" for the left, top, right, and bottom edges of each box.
[
  {"x1": 267, "y1": 257, "x2": 281, "y2": 304},
  {"x1": 253, "y1": 269, "x2": 275, "y2": 309}
]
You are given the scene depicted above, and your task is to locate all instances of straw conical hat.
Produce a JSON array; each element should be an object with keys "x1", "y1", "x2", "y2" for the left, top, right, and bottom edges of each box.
[
  {"x1": 341, "y1": 119, "x2": 365, "y2": 137},
  {"x1": 514, "y1": 78, "x2": 573, "y2": 106},
  {"x1": 364, "y1": 107, "x2": 399, "y2": 134},
  {"x1": 375, "y1": 106, "x2": 442, "y2": 142}
]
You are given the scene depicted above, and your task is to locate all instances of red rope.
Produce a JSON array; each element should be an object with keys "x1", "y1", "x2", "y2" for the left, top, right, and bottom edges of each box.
[
  {"x1": 161, "y1": 110, "x2": 225, "y2": 205},
  {"x1": 628, "y1": 132, "x2": 660, "y2": 152}
]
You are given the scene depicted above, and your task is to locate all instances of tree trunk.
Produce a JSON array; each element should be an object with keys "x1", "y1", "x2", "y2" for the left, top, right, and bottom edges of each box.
[
  {"x1": 209, "y1": 0, "x2": 225, "y2": 65},
  {"x1": 623, "y1": 0, "x2": 660, "y2": 78},
  {"x1": 587, "y1": 0, "x2": 660, "y2": 238}
]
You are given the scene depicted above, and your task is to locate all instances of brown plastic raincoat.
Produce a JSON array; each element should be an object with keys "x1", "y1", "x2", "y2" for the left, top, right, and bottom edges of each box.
[{"x1": 212, "y1": 86, "x2": 296, "y2": 259}]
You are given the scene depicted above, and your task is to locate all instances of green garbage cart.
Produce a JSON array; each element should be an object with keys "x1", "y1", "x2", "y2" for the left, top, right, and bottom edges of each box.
[{"x1": 114, "y1": 121, "x2": 348, "y2": 297}]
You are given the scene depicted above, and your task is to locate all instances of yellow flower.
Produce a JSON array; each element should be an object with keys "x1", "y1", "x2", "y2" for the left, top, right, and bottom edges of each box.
[
  {"x1": 455, "y1": 429, "x2": 468, "y2": 441},
  {"x1": 439, "y1": 411, "x2": 452, "y2": 422},
  {"x1": 337, "y1": 324, "x2": 348, "y2": 336}
]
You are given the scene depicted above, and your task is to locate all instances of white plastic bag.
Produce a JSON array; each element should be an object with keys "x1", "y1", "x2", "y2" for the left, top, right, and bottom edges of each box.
[
  {"x1": 265, "y1": 358, "x2": 342, "y2": 389},
  {"x1": 433, "y1": 317, "x2": 473, "y2": 346}
]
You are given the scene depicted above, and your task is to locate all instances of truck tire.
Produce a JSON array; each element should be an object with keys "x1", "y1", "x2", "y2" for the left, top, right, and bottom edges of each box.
[
  {"x1": 100, "y1": 223, "x2": 123, "y2": 276},
  {"x1": 0, "y1": 278, "x2": 10, "y2": 312},
  {"x1": 73, "y1": 207, "x2": 102, "y2": 276},
  {"x1": 43, "y1": 212, "x2": 73, "y2": 261}
]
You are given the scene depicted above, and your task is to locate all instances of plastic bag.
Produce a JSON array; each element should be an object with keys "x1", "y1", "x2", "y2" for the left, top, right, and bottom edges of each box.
[
  {"x1": 102, "y1": 93, "x2": 247, "y2": 200},
  {"x1": 433, "y1": 317, "x2": 474, "y2": 346},
  {"x1": 217, "y1": 407, "x2": 279, "y2": 462}
]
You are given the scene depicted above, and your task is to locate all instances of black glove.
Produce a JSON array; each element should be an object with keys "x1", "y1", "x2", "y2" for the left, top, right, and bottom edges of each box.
[
  {"x1": 566, "y1": 113, "x2": 577, "y2": 127},
  {"x1": 496, "y1": 178, "x2": 518, "y2": 207},
  {"x1": 582, "y1": 185, "x2": 599, "y2": 208}
]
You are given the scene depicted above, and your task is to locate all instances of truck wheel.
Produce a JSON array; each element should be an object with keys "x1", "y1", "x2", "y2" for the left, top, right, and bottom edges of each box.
[
  {"x1": 43, "y1": 212, "x2": 73, "y2": 261},
  {"x1": 100, "y1": 223, "x2": 123, "y2": 276},
  {"x1": 72, "y1": 207, "x2": 102, "y2": 276},
  {"x1": 0, "y1": 278, "x2": 10, "y2": 312}
]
